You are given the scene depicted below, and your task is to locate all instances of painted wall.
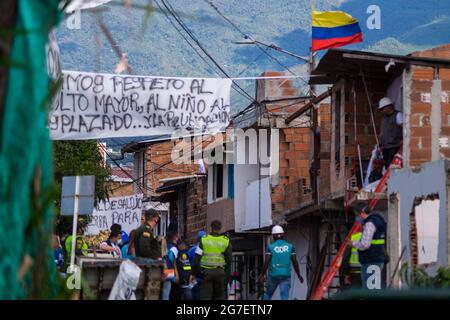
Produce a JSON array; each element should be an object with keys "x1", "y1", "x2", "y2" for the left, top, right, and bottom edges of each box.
[
  {"x1": 243, "y1": 177, "x2": 272, "y2": 230},
  {"x1": 388, "y1": 160, "x2": 449, "y2": 279},
  {"x1": 233, "y1": 134, "x2": 260, "y2": 232}
]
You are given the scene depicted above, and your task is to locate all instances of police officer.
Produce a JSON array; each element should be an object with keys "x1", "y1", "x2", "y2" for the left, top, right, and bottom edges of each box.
[
  {"x1": 193, "y1": 220, "x2": 232, "y2": 300},
  {"x1": 352, "y1": 208, "x2": 388, "y2": 290},
  {"x1": 134, "y1": 209, "x2": 161, "y2": 259},
  {"x1": 258, "y1": 225, "x2": 304, "y2": 300}
]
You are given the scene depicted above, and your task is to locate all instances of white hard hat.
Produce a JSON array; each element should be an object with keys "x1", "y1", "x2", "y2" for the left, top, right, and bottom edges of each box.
[
  {"x1": 272, "y1": 225, "x2": 284, "y2": 235},
  {"x1": 378, "y1": 97, "x2": 394, "y2": 110}
]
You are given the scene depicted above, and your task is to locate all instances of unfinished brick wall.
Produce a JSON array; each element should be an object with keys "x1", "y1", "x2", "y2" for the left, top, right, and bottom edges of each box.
[
  {"x1": 409, "y1": 44, "x2": 450, "y2": 167},
  {"x1": 330, "y1": 79, "x2": 383, "y2": 198},
  {"x1": 185, "y1": 177, "x2": 207, "y2": 245},
  {"x1": 109, "y1": 181, "x2": 134, "y2": 197},
  {"x1": 272, "y1": 127, "x2": 312, "y2": 220},
  {"x1": 319, "y1": 103, "x2": 331, "y2": 200},
  {"x1": 256, "y1": 71, "x2": 314, "y2": 220},
  {"x1": 145, "y1": 140, "x2": 199, "y2": 192},
  {"x1": 257, "y1": 71, "x2": 305, "y2": 116}
]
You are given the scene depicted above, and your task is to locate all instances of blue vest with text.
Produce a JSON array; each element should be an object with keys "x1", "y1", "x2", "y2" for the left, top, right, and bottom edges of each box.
[{"x1": 268, "y1": 239, "x2": 293, "y2": 279}]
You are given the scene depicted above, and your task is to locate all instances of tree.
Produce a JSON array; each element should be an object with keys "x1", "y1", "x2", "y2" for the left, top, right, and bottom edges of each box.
[{"x1": 54, "y1": 140, "x2": 112, "y2": 235}]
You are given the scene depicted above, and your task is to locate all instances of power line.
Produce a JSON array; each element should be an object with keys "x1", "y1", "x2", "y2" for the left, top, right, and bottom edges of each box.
[
  {"x1": 154, "y1": 0, "x2": 254, "y2": 105},
  {"x1": 203, "y1": 0, "x2": 309, "y2": 87},
  {"x1": 99, "y1": 143, "x2": 149, "y2": 194},
  {"x1": 154, "y1": 0, "x2": 222, "y2": 77},
  {"x1": 159, "y1": 0, "x2": 256, "y2": 103},
  {"x1": 235, "y1": 47, "x2": 270, "y2": 77},
  {"x1": 110, "y1": 137, "x2": 207, "y2": 191},
  {"x1": 101, "y1": 144, "x2": 172, "y2": 211}
]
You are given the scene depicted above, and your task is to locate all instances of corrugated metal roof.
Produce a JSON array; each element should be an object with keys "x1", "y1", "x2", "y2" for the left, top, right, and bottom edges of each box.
[{"x1": 310, "y1": 48, "x2": 450, "y2": 85}]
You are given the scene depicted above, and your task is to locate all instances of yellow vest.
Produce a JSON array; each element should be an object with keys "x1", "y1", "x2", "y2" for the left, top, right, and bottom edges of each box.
[
  {"x1": 65, "y1": 235, "x2": 88, "y2": 257},
  {"x1": 349, "y1": 232, "x2": 362, "y2": 268},
  {"x1": 200, "y1": 235, "x2": 230, "y2": 268}
]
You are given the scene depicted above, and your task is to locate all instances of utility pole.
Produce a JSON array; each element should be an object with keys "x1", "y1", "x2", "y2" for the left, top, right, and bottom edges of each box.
[
  {"x1": 310, "y1": 49, "x2": 319, "y2": 205},
  {"x1": 234, "y1": 38, "x2": 310, "y2": 63}
]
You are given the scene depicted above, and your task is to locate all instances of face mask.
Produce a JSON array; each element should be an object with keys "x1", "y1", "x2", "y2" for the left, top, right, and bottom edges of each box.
[{"x1": 117, "y1": 239, "x2": 123, "y2": 246}]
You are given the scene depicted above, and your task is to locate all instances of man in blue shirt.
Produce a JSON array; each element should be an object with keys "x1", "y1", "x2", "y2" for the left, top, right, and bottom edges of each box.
[
  {"x1": 258, "y1": 225, "x2": 304, "y2": 300},
  {"x1": 187, "y1": 230, "x2": 206, "y2": 300}
]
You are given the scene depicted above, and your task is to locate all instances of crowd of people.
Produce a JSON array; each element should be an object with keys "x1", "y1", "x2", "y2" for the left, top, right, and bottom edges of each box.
[
  {"x1": 54, "y1": 208, "x2": 309, "y2": 300},
  {"x1": 53, "y1": 209, "x2": 240, "y2": 300}
]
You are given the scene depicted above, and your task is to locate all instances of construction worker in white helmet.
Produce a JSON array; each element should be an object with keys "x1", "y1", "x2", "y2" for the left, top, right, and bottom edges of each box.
[
  {"x1": 258, "y1": 225, "x2": 304, "y2": 300},
  {"x1": 378, "y1": 97, "x2": 403, "y2": 169}
]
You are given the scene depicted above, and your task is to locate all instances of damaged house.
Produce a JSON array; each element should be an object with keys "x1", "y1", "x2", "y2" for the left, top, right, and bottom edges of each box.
[{"x1": 284, "y1": 44, "x2": 450, "y2": 298}]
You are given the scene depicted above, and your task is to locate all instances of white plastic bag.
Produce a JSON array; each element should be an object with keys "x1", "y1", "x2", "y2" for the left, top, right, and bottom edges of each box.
[{"x1": 108, "y1": 260, "x2": 142, "y2": 300}]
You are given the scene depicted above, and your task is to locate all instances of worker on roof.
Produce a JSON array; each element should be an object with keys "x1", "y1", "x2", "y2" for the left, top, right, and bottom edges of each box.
[
  {"x1": 378, "y1": 97, "x2": 403, "y2": 169},
  {"x1": 193, "y1": 220, "x2": 232, "y2": 300},
  {"x1": 351, "y1": 207, "x2": 388, "y2": 290},
  {"x1": 258, "y1": 225, "x2": 304, "y2": 300}
]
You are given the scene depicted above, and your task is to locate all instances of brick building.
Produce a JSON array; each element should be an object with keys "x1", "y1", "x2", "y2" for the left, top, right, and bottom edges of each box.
[
  {"x1": 109, "y1": 166, "x2": 135, "y2": 197},
  {"x1": 207, "y1": 72, "x2": 315, "y2": 299},
  {"x1": 122, "y1": 136, "x2": 213, "y2": 244},
  {"x1": 285, "y1": 44, "x2": 450, "y2": 298}
]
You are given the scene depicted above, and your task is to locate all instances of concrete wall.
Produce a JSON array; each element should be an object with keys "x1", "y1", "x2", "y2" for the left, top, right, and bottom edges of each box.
[
  {"x1": 206, "y1": 198, "x2": 234, "y2": 233},
  {"x1": 185, "y1": 177, "x2": 208, "y2": 244},
  {"x1": 388, "y1": 160, "x2": 450, "y2": 285}
]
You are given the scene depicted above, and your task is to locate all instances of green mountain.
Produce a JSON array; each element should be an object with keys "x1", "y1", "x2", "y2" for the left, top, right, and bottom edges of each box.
[
  {"x1": 55, "y1": 0, "x2": 450, "y2": 150},
  {"x1": 56, "y1": 0, "x2": 450, "y2": 110}
]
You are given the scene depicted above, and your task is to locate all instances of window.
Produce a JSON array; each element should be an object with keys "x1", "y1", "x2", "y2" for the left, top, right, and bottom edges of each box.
[
  {"x1": 213, "y1": 164, "x2": 224, "y2": 200},
  {"x1": 228, "y1": 164, "x2": 234, "y2": 199}
]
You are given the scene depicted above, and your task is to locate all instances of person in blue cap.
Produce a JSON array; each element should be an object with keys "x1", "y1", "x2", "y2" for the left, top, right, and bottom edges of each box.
[{"x1": 187, "y1": 230, "x2": 207, "y2": 300}]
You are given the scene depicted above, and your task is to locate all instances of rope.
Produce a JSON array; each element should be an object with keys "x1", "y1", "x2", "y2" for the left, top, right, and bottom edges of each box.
[{"x1": 360, "y1": 66, "x2": 381, "y2": 150}]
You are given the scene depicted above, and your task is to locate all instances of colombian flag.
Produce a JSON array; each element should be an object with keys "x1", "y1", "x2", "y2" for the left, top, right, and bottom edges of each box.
[{"x1": 312, "y1": 10, "x2": 363, "y2": 51}]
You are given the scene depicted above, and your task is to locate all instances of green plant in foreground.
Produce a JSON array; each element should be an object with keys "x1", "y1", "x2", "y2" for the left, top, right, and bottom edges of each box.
[{"x1": 399, "y1": 262, "x2": 450, "y2": 288}]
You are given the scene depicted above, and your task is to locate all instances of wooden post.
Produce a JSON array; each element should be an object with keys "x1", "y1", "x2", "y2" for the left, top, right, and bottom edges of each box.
[{"x1": 310, "y1": 49, "x2": 319, "y2": 204}]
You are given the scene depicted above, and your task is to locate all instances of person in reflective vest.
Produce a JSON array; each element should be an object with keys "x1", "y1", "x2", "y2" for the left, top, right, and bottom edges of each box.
[
  {"x1": 349, "y1": 232, "x2": 362, "y2": 270},
  {"x1": 258, "y1": 225, "x2": 304, "y2": 300},
  {"x1": 65, "y1": 221, "x2": 88, "y2": 264},
  {"x1": 352, "y1": 208, "x2": 388, "y2": 290},
  {"x1": 193, "y1": 220, "x2": 232, "y2": 300},
  {"x1": 342, "y1": 231, "x2": 362, "y2": 289}
]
